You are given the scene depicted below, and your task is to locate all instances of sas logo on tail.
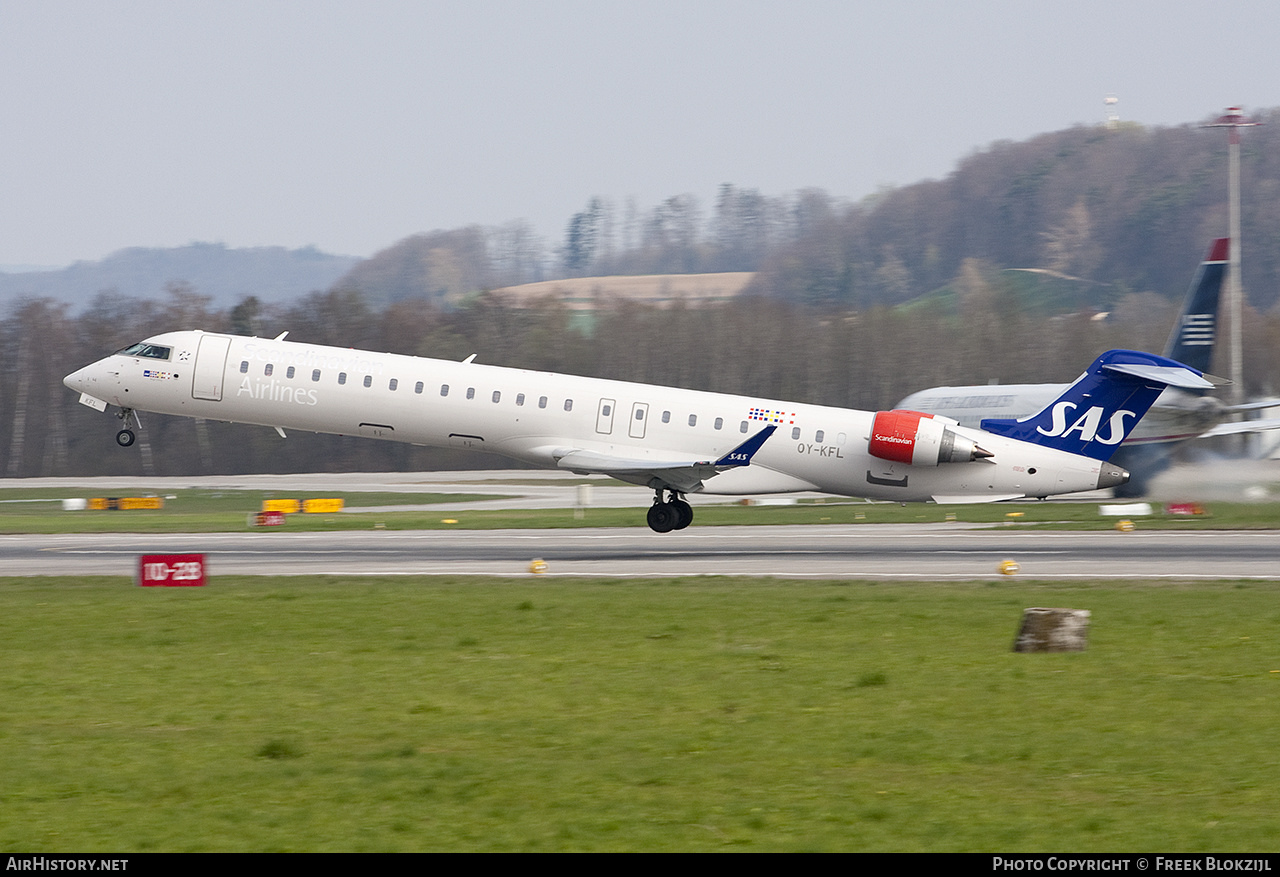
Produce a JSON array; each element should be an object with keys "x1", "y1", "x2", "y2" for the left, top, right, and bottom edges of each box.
[{"x1": 1036, "y1": 403, "x2": 1135, "y2": 445}]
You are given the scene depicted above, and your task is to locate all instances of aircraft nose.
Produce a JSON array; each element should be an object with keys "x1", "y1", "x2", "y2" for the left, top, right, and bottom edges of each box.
[
  {"x1": 64, "y1": 361, "x2": 108, "y2": 394},
  {"x1": 1096, "y1": 465, "x2": 1129, "y2": 491},
  {"x1": 63, "y1": 366, "x2": 89, "y2": 392}
]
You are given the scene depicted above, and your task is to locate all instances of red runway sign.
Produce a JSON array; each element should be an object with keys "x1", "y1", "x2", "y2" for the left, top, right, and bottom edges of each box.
[{"x1": 138, "y1": 554, "x2": 207, "y2": 587}]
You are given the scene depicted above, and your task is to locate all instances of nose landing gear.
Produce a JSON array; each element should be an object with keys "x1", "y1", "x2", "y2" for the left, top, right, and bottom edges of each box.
[{"x1": 115, "y1": 408, "x2": 140, "y2": 447}]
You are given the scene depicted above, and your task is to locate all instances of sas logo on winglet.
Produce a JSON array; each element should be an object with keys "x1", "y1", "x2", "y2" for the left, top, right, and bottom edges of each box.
[{"x1": 1036, "y1": 402, "x2": 1135, "y2": 445}]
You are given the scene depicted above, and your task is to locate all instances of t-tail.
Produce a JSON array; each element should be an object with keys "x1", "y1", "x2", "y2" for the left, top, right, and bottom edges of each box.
[
  {"x1": 1163, "y1": 237, "x2": 1228, "y2": 373},
  {"x1": 980, "y1": 350, "x2": 1218, "y2": 460}
]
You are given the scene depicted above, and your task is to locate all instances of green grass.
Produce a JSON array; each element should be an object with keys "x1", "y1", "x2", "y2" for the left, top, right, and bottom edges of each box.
[
  {"x1": 3, "y1": 575, "x2": 1279, "y2": 851},
  {"x1": 3, "y1": 485, "x2": 1280, "y2": 532}
]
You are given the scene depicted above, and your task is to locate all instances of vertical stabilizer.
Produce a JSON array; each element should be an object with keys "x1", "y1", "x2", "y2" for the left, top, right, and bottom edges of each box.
[
  {"x1": 980, "y1": 350, "x2": 1215, "y2": 460},
  {"x1": 1163, "y1": 237, "x2": 1228, "y2": 373}
]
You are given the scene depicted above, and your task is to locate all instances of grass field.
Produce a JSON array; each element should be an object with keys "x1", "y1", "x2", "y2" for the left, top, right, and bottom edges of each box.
[{"x1": 3, "y1": 575, "x2": 1279, "y2": 851}]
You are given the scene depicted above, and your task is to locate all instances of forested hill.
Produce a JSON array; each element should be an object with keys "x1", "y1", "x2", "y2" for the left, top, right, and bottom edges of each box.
[
  {"x1": 329, "y1": 111, "x2": 1280, "y2": 314},
  {"x1": 750, "y1": 111, "x2": 1280, "y2": 310}
]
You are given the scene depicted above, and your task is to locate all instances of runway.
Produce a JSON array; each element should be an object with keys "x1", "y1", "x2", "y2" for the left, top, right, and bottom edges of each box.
[
  {"x1": 8, "y1": 524, "x2": 1280, "y2": 580},
  {"x1": 5, "y1": 466, "x2": 1280, "y2": 580}
]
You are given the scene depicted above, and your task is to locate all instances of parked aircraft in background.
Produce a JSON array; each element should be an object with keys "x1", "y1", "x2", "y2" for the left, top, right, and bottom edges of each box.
[
  {"x1": 896, "y1": 239, "x2": 1277, "y2": 495},
  {"x1": 65, "y1": 326, "x2": 1212, "y2": 530}
]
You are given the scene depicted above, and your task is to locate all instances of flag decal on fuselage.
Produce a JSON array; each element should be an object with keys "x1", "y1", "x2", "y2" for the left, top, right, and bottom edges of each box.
[{"x1": 748, "y1": 407, "x2": 795, "y2": 424}]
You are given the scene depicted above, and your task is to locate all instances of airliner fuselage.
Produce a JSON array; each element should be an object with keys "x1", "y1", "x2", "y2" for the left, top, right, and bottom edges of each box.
[{"x1": 65, "y1": 331, "x2": 1204, "y2": 530}]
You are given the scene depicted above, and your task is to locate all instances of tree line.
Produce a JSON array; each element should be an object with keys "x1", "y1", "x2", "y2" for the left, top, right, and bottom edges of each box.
[{"x1": 11, "y1": 266, "x2": 1280, "y2": 479}]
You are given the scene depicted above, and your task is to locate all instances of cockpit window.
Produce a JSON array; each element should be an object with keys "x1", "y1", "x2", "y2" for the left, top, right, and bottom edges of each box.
[{"x1": 117, "y1": 342, "x2": 172, "y2": 360}]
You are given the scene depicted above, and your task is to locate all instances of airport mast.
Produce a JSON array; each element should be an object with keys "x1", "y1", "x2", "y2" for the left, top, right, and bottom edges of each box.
[{"x1": 1202, "y1": 107, "x2": 1261, "y2": 408}]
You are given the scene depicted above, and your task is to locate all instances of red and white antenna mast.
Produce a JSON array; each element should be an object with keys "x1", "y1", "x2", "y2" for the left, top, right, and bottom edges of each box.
[{"x1": 1202, "y1": 107, "x2": 1261, "y2": 408}]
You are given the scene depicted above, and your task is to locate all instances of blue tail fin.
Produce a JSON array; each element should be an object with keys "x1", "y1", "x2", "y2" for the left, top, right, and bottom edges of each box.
[
  {"x1": 1163, "y1": 238, "x2": 1228, "y2": 373},
  {"x1": 980, "y1": 350, "x2": 1216, "y2": 460}
]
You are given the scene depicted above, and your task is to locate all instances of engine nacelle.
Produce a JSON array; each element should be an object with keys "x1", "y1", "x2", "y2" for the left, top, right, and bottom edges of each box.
[{"x1": 868, "y1": 409, "x2": 993, "y2": 467}]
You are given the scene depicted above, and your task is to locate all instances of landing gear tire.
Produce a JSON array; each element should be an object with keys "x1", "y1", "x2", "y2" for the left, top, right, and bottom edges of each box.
[
  {"x1": 647, "y1": 491, "x2": 694, "y2": 533},
  {"x1": 116, "y1": 429, "x2": 136, "y2": 447},
  {"x1": 647, "y1": 502, "x2": 679, "y2": 533},
  {"x1": 671, "y1": 498, "x2": 693, "y2": 530}
]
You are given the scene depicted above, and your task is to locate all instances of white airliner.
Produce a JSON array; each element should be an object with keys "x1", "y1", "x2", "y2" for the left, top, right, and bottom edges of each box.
[{"x1": 64, "y1": 332, "x2": 1212, "y2": 531}]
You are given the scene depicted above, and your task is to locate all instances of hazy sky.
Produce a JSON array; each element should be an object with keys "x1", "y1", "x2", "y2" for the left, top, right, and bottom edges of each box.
[{"x1": 2, "y1": 0, "x2": 1278, "y2": 268}]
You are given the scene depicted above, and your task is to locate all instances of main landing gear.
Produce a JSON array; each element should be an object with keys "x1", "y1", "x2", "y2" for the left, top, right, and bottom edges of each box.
[
  {"x1": 647, "y1": 489, "x2": 693, "y2": 533},
  {"x1": 115, "y1": 408, "x2": 139, "y2": 447}
]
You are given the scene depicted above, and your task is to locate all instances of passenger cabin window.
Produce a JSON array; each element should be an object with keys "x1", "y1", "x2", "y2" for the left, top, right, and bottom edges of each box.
[
  {"x1": 688, "y1": 414, "x2": 697, "y2": 427},
  {"x1": 415, "y1": 381, "x2": 424, "y2": 394},
  {"x1": 564, "y1": 399, "x2": 573, "y2": 412},
  {"x1": 119, "y1": 343, "x2": 172, "y2": 360},
  {"x1": 602, "y1": 404, "x2": 611, "y2": 416},
  {"x1": 466, "y1": 387, "x2": 475, "y2": 400},
  {"x1": 338, "y1": 372, "x2": 347, "y2": 385},
  {"x1": 492, "y1": 391, "x2": 501, "y2": 403},
  {"x1": 389, "y1": 378, "x2": 398, "y2": 391},
  {"x1": 264, "y1": 363, "x2": 274, "y2": 377},
  {"x1": 239, "y1": 361, "x2": 249, "y2": 374},
  {"x1": 286, "y1": 366, "x2": 296, "y2": 379},
  {"x1": 440, "y1": 384, "x2": 448, "y2": 396},
  {"x1": 714, "y1": 417, "x2": 723, "y2": 430},
  {"x1": 311, "y1": 369, "x2": 321, "y2": 382},
  {"x1": 538, "y1": 396, "x2": 548, "y2": 409},
  {"x1": 815, "y1": 430, "x2": 825, "y2": 443},
  {"x1": 363, "y1": 375, "x2": 372, "y2": 388},
  {"x1": 516, "y1": 393, "x2": 525, "y2": 406},
  {"x1": 740, "y1": 421, "x2": 748, "y2": 433},
  {"x1": 662, "y1": 411, "x2": 671, "y2": 423}
]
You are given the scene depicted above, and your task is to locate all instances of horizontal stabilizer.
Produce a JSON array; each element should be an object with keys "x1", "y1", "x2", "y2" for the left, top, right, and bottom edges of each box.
[{"x1": 1102, "y1": 362, "x2": 1221, "y2": 390}]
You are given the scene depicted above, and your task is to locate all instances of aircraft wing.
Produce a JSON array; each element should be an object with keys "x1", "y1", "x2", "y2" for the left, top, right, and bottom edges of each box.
[
  {"x1": 1197, "y1": 417, "x2": 1280, "y2": 438},
  {"x1": 1226, "y1": 400, "x2": 1280, "y2": 413},
  {"x1": 552, "y1": 425, "x2": 777, "y2": 493}
]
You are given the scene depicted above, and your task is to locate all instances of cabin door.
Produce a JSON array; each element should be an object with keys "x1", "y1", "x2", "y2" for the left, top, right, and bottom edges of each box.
[
  {"x1": 596, "y1": 398, "x2": 616, "y2": 435},
  {"x1": 192, "y1": 334, "x2": 232, "y2": 401},
  {"x1": 629, "y1": 402, "x2": 649, "y2": 439}
]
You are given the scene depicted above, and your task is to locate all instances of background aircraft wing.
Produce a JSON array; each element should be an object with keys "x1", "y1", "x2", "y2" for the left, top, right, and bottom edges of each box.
[{"x1": 1197, "y1": 417, "x2": 1280, "y2": 438}]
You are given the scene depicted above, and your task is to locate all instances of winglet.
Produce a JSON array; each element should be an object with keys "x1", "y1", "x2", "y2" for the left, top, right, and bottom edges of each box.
[{"x1": 715, "y1": 425, "x2": 777, "y2": 467}]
